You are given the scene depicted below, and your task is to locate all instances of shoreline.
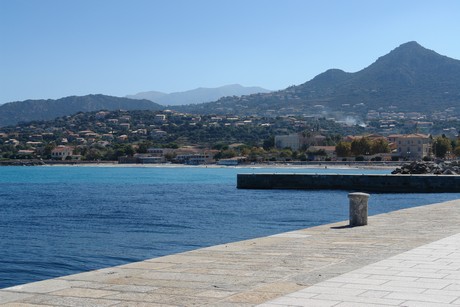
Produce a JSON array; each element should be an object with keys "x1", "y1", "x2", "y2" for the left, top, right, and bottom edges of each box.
[{"x1": 0, "y1": 160, "x2": 399, "y2": 170}]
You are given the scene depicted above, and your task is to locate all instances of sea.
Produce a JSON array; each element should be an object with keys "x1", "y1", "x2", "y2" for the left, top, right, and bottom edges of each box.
[{"x1": 1, "y1": 165, "x2": 459, "y2": 289}]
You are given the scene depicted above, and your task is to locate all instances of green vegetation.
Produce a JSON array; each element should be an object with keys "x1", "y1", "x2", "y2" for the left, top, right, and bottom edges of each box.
[
  {"x1": 0, "y1": 110, "x2": 364, "y2": 162},
  {"x1": 433, "y1": 136, "x2": 452, "y2": 158}
]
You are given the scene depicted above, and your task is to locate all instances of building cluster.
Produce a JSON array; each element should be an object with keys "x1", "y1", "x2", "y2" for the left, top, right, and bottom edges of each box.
[
  {"x1": 119, "y1": 147, "x2": 215, "y2": 165},
  {"x1": 1, "y1": 106, "x2": 458, "y2": 164},
  {"x1": 0, "y1": 110, "x2": 278, "y2": 163}
]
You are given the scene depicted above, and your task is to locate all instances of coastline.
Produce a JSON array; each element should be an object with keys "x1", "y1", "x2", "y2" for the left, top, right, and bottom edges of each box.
[{"x1": 0, "y1": 160, "x2": 399, "y2": 170}]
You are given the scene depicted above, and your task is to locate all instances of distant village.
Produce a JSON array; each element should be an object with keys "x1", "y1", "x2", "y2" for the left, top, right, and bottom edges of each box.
[{"x1": 0, "y1": 107, "x2": 459, "y2": 165}]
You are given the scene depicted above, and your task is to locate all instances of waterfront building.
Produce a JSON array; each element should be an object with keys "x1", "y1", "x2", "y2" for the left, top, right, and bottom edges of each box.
[
  {"x1": 275, "y1": 134, "x2": 302, "y2": 150},
  {"x1": 275, "y1": 133, "x2": 326, "y2": 151},
  {"x1": 217, "y1": 157, "x2": 246, "y2": 166},
  {"x1": 175, "y1": 154, "x2": 213, "y2": 165},
  {"x1": 51, "y1": 146, "x2": 74, "y2": 160},
  {"x1": 390, "y1": 133, "x2": 431, "y2": 160}
]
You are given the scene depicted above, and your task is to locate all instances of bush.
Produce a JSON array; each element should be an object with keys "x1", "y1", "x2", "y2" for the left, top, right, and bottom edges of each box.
[{"x1": 355, "y1": 156, "x2": 365, "y2": 161}]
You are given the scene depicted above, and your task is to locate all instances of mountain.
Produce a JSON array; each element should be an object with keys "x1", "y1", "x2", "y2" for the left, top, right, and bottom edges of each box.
[
  {"x1": 125, "y1": 90, "x2": 167, "y2": 103},
  {"x1": 126, "y1": 84, "x2": 271, "y2": 106},
  {"x1": 0, "y1": 94, "x2": 163, "y2": 127},
  {"x1": 175, "y1": 42, "x2": 460, "y2": 116}
]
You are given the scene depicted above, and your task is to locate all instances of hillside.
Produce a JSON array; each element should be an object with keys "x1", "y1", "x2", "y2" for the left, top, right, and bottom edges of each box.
[
  {"x1": 176, "y1": 42, "x2": 460, "y2": 116},
  {"x1": 0, "y1": 94, "x2": 163, "y2": 127},
  {"x1": 126, "y1": 84, "x2": 271, "y2": 106}
]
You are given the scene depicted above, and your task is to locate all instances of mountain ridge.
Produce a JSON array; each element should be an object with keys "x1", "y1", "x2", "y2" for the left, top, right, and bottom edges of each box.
[
  {"x1": 0, "y1": 94, "x2": 163, "y2": 127},
  {"x1": 175, "y1": 41, "x2": 460, "y2": 116},
  {"x1": 126, "y1": 84, "x2": 271, "y2": 106},
  {"x1": 2, "y1": 42, "x2": 460, "y2": 127}
]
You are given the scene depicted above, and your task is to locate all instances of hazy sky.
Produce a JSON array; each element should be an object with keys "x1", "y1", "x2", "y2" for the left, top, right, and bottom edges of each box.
[{"x1": 1, "y1": 0, "x2": 460, "y2": 104}]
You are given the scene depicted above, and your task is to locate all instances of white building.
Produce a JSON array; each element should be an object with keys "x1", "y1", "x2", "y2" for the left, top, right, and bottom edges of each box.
[
  {"x1": 51, "y1": 146, "x2": 74, "y2": 160},
  {"x1": 390, "y1": 134, "x2": 432, "y2": 160}
]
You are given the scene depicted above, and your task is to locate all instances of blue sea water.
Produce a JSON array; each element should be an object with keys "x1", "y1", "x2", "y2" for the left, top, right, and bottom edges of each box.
[{"x1": 1, "y1": 165, "x2": 459, "y2": 289}]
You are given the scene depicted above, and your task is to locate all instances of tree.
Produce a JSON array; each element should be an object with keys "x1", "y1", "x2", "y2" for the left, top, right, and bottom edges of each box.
[
  {"x1": 262, "y1": 136, "x2": 274, "y2": 150},
  {"x1": 164, "y1": 152, "x2": 176, "y2": 162},
  {"x1": 248, "y1": 147, "x2": 266, "y2": 162},
  {"x1": 279, "y1": 149, "x2": 293, "y2": 161},
  {"x1": 335, "y1": 141, "x2": 351, "y2": 157},
  {"x1": 137, "y1": 141, "x2": 152, "y2": 153},
  {"x1": 433, "y1": 136, "x2": 452, "y2": 158},
  {"x1": 370, "y1": 139, "x2": 390, "y2": 154},
  {"x1": 85, "y1": 148, "x2": 102, "y2": 160},
  {"x1": 351, "y1": 137, "x2": 371, "y2": 156},
  {"x1": 214, "y1": 149, "x2": 237, "y2": 160},
  {"x1": 42, "y1": 142, "x2": 56, "y2": 159},
  {"x1": 125, "y1": 145, "x2": 135, "y2": 156},
  {"x1": 454, "y1": 146, "x2": 460, "y2": 158},
  {"x1": 212, "y1": 142, "x2": 229, "y2": 150},
  {"x1": 112, "y1": 144, "x2": 135, "y2": 159}
]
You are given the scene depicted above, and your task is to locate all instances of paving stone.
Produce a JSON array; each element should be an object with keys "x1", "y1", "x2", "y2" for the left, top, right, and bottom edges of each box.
[
  {"x1": 112, "y1": 302, "x2": 176, "y2": 307},
  {"x1": 399, "y1": 301, "x2": 458, "y2": 307},
  {"x1": 261, "y1": 232, "x2": 460, "y2": 306},
  {"x1": 1, "y1": 303, "x2": 54, "y2": 307},
  {"x1": 101, "y1": 285, "x2": 158, "y2": 293},
  {"x1": 252, "y1": 282, "x2": 305, "y2": 294},
  {"x1": 4, "y1": 279, "x2": 74, "y2": 294},
  {"x1": 50, "y1": 287, "x2": 118, "y2": 298},
  {"x1": 225, "y1": 291, "x2": 282, "y2": 304},
  {"x1": 22, "y1": 294, "x2": 120, "y2": 307},
  {"x1": 0, "y1": 292, "x2": 34, "y2": 304},
  {"x1": 195, "y1": 289, "x2": 236, "y2": 298}
]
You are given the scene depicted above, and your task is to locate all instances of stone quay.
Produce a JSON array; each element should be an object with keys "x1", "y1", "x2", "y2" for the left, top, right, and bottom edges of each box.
[{"x1": 2, "y1": 199, "x2": 460, "y2": 306}]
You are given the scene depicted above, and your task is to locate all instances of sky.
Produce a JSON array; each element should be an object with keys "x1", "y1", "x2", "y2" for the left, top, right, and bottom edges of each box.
[{"x1": 1, "y1": 0, "x2": 460, "y2": 104}]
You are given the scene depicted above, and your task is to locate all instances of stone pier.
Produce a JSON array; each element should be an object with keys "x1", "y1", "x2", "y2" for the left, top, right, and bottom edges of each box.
[{"x1": 2, "y1": 199, "x2": 460, "y2": 306}]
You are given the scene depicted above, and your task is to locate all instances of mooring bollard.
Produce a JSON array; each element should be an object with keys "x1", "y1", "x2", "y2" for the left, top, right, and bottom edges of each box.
[{"x1": 348, "y1": 192, "x2": 370, "y2": 226}]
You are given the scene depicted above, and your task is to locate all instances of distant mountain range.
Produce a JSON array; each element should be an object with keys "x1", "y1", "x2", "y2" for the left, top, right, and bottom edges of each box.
[
  {"x1": 2, "y1": 41, "x2": 460, "y2": 127},
  {"x1": 0, "y1": 94, "x2": 162, "y2": 127},
  {"x1": 175, "y1": 41, "x2": 460, "y2": 116},
  {"x1": 126, "y1": 84, "x2": 271, "y2": 106}
]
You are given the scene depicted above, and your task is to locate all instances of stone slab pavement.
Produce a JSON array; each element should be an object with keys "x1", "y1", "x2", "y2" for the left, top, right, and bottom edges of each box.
[
  {"x1": 259, "y1": 232, "x2": 460, "y2": 306},
  {"x1": 1, "y1": 199, "x2": 460, "y2": 306}
]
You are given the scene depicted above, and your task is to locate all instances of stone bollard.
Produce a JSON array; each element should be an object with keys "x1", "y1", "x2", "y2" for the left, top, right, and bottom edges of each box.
[{"x1": 348, "y1": 192, "x2": 370, "y2": 226}]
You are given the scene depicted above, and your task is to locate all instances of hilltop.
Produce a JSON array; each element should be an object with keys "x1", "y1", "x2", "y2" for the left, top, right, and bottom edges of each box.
[
  {"x1": 175, "y1": 42, "x2": 460, "y2": 117},
  {"x1": 0, "y1": 94, "x2": 163, "y2": 127}
]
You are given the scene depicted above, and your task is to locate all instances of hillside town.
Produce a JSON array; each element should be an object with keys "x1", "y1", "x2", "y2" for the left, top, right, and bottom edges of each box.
[{"x1": 1, "y1": 108, "x2": 459, "y2": 165}]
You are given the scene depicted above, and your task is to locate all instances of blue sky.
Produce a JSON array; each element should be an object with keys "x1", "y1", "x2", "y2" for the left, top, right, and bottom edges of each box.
[{"x1": 1, "y1": 0, "x2": 460, "y2": 104}]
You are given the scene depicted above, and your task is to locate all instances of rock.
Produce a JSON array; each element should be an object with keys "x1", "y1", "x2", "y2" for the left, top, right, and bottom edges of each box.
[{"x1": 392, "y1": 160, "x2": 460, "y2": 175}]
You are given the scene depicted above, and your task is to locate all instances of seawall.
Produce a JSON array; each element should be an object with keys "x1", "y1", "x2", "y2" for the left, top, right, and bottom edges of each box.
[{"x1": 237, "y1": 173, "x2": 460, "y2": 192}]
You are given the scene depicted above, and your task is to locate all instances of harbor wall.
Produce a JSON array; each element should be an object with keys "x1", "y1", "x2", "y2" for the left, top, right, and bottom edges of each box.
[{"x1": 237, "y1": 173, "x2": 460, "y2": 193}]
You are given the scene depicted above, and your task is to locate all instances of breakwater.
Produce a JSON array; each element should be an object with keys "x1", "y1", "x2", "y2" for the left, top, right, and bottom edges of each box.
[{"x1": 237, "y1": 173, "x2": 460, "y2": 192}]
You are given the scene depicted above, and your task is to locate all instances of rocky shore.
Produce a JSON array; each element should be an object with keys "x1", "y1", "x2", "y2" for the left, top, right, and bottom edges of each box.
[{"x1": 392, "y1": 160, "x2": 460, "y2": 175}]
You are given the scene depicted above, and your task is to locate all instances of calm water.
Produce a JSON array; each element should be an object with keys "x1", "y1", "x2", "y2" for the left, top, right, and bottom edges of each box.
[{"x1": 1, "y1": 166, "x2": 459, "y2": 288}]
